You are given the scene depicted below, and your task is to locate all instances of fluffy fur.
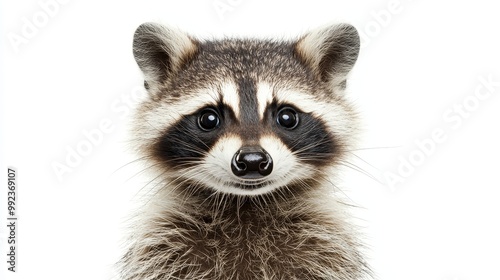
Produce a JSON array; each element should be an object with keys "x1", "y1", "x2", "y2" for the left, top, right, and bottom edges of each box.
[{"x1": 120, "y1": 22, "x2": 370, "y2": 280}]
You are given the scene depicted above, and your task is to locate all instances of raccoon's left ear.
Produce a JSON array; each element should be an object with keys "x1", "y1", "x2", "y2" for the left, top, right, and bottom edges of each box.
[
  {"x1": 295, "y1": 23, "x2": 360, "y2": 89},
  {"x1": 133, "y1": 23, "x2": 198, "y2": 91}
]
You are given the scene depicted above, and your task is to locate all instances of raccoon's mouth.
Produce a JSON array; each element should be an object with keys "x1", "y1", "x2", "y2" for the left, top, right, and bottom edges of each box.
[
  {"x1": 234, "y1": 181, "x2": 269, "y2": 190},
  {"x1": 204, "y1": 172, "x2": 281, "y2": 194}
]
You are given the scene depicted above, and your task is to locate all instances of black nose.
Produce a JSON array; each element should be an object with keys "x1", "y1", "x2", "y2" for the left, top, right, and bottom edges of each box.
[{"x1": 231, "y1": 146, "x2": 273, "y2": 179}]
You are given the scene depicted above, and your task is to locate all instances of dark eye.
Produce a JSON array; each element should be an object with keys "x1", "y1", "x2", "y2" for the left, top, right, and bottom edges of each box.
[
  {"x1": 198, "y1": 108, "x2": 220, "y2": 131},
  {"x1": 277, "y1": 107, "x2": 299, "y2": 129}
]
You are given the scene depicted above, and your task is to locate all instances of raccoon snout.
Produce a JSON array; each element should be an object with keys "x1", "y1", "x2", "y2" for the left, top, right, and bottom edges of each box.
[{"x1": 231, "y1": 146, "x2": 273, "y2": 179}]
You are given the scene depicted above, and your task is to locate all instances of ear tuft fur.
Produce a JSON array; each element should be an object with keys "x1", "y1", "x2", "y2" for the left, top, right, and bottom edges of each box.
[
  {"x1": 296, "y1": 23, "x2": 360, "y2": 89},
  {"x1": 133, "y1": 23, "x2": 197, "y2": 91}
]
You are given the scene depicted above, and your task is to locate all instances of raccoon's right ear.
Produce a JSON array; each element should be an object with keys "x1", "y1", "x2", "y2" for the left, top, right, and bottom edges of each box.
[
  {"x1": 133, "y1": 23, "x2": 197, "y2": 90},
  {"x1": 295, "y1": 23, "x2": 360, "y2": 90}
]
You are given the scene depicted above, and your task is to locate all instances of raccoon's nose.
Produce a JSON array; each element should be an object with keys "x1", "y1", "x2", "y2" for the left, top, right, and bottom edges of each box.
[{"x1": 231, "y1": 146, "x2": 273, "y2": 179}]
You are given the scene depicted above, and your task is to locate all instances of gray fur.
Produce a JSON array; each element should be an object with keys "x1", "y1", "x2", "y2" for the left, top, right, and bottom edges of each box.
[{"x1": 121, "y1": 22, "x2": 370, "y2": 280}]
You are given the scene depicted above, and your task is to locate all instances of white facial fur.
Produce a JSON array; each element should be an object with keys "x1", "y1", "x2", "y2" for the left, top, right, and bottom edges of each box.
[
  {"x1": 200, "y1": 133, "x2": 314, "y2": 196},
  {"x1": 219, "y1": 81, "x2": 240, "y2": 119}
]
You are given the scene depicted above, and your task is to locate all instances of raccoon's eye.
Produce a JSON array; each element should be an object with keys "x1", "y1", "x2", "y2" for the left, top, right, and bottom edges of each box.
[
  {"x1": 277, "y1": 107, "x2": 299, "y2": 129},
  {"x1": 198, "y1": 108, "x2": 220, "y2": 131}
]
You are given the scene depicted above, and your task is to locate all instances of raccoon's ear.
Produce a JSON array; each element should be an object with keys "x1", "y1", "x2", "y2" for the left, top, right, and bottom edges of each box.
[
  {"x1": 133, "y1": 23, "x2": 197, "y2": 90},
  {"x1": 296, "y1": 23, "x2": 360, "y2": 89}
]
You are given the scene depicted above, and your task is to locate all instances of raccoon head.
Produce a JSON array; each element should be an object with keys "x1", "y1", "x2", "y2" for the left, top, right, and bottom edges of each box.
[{"x1": 131, "y1": 23, "x2": 360, "y2": 196}]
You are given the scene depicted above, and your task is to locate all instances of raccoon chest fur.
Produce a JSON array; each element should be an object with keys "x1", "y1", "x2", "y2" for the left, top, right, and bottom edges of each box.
[
  {"x1": 123, "y1": 194, "x2": 366, "y2": 280},
  {"x1": 121, "y1": 22, "x2": 370, "y2": 280}
]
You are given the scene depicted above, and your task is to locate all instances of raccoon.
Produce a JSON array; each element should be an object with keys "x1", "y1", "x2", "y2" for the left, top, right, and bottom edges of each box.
[{"x1": 120, "y1": 22, "x2": 369, "y2": 280}]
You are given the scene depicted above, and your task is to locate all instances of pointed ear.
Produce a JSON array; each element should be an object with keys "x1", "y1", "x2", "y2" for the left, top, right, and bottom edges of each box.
[
  {"x1": 133, "y1": 23, "x2": 197, "y2": 90},
  {"x1": 295, "y1": 23, "x2": 360, "y2": 89}
]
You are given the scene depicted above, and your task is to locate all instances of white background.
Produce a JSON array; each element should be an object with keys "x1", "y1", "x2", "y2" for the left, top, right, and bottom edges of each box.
[{"x1": 1, "y1": 0, "x2": 500, "y2": 279}]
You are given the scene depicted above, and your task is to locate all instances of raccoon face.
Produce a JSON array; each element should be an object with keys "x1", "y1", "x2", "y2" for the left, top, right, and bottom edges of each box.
[{"x1": 131, "y1": 23, "x2": 360, "y2": 196}]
